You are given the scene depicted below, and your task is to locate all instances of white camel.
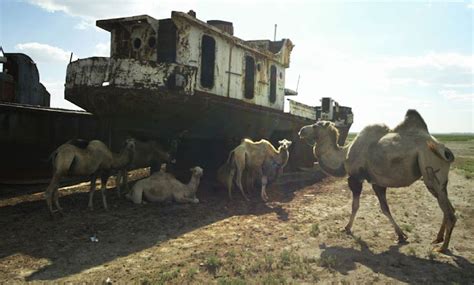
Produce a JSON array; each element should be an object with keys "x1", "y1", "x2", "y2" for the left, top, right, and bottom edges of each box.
[
  {"x1": 298, "y1": 110, "x2": 456, "y2": 252},
  {"x1": 45, "y1": 138, "x2": 135, "y2": 216},
  {"x1": 218, "y1": 139, "x2": 292, "y2": 201},
  {"x1": 126, "y1": 166, "x2": 203, "y2": 204}
]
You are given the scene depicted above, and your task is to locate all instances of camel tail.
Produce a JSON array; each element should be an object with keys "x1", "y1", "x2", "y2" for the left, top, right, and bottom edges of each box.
[{"x1": 427, "y1": 141, "x2": 455, "y2": 163}]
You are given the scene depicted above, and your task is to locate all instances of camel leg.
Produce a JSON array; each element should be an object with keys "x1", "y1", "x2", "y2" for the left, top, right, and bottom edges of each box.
[
  {"x1": 418, "y1": 156, "x2": 455, "y2": 253},
  {"x1": 424, "y1": 186, "x2": 446, "y2": 244},
  {"x1": 88, "y1": 174, "x2": 97, "y2": 210},
  {"x1": 116, "y1": 170, "x2": 123, "y2": 198},
  {"x1": 372, "y1": 184, "x2": 407, "y2": 243},
  {"x1": 175, "y1": 196, "x2": 199, "y2": 204},
  {"x1": 53, "y1": 186, "x2": 63, "y2": 213},
  {"x1": 431, "y1": 183, "x2": 456, "y2": 252},
  {"x1": 227, "y1": 168, "x2": 235, "y2": 200},
  {"x1": 123, "y1": 170, "x2": 129, "y2": 193},
  {"x1": 45, "y1": 174, "x2": 60, "y2": 216},
  {"x1": 345, "y1": 176, "x2": 362, "y2": 233},
  {"x1": 260, "y1": 175, "x2": 269, "y2": 202},
  {"x1": 235, "y1": 164, "x2": 250, "y2": 201},
  {"x1": 100, "y1": 173, "x2": 109, "y2": 211}
]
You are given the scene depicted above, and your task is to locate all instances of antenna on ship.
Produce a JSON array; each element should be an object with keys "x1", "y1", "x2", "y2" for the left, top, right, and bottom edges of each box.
[
  {"x1": 273, "y1": 24, "x2": 277, "y2": 41},
  {"x1": 296, "y1": 75, "x2": 301, "y2": 92}
]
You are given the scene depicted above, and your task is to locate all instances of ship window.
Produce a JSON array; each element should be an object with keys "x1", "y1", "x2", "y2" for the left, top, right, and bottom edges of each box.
[
  {"x1": 279, "y1": 71, "x2": 283, "y2": 79},
  {"x1": 148, "y1": 37, "x2": 156, "y2": 48},
  {"x1": 133, "y1": 38, "x2": 142, "y2": 49},
  {"x1": 157, "y1": 19, "x2": 177, "y2": 63},
  {"x1": 257, "y1": 63, "x2": 261, "y2": 72},
  {"x1": 244, "y1": 56, "x2": 255, "y2": 99},
  {"x1": 269, "y1": 65, "x2": 277, "y2": 103},
  {"x1": 200, "y1": 35, "x2": 216, "y2": 89}
]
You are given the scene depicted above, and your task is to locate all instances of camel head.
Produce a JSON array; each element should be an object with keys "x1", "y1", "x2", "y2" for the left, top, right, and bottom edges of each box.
[
  {"x1": 278, "y1": 139, "x2": 292, "y2": 150},
  {"x1": 190, "y1": 166, "x2": 204, "y2": 178},
  {"x1": 122, "y1": 138, "x2": 136, "y2": 163},
  {"x1": 298, "y1": 121, "x2": 339, "y2": 146}
]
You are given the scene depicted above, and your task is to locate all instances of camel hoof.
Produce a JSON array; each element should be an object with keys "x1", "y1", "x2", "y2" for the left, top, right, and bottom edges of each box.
[
  {"x1": 397, "y1": 236, "x2": 409, "y2": 244},
  {"x1": 342, "y1": 227, "x2": 351, "y2": 234},
  {"x1": 432, "y1": 246, "x2": 448, "y2": 254},
  {"x1": 431, "y1": 238, "x2": 444, "y2": 244}
]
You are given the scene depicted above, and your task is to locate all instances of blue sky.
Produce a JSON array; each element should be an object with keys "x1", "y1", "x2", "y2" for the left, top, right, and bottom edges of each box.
[{"x1": 1, "y1": 0, "x2": 473, "y2": 133}]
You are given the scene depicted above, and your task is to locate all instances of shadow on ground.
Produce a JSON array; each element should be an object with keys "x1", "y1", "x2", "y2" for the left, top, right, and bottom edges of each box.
[
  {"x1": 0, "y1": 175, "x2": 312, "y2": 281},
  {"x1": 319, "y1": 236, "x2": 474, "y2": 284}
]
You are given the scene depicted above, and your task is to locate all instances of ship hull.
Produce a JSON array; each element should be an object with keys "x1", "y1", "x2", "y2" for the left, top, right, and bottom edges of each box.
[{"x1": 66, "y1": 86, "x2": 351, "y2": 174}]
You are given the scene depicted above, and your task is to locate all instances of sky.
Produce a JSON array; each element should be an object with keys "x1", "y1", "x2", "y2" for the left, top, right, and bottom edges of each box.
[{"x1": 1, "y1": 0, "x2": 473, "y2": 133}]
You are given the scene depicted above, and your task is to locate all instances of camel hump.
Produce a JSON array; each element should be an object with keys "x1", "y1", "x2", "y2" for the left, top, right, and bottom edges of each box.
[
  {"x1": 394, "y1": 109, "x2": 428, "y2": 132},
  {"x1": 67, "y1": 139, "x2": 90, "y2": 149}
]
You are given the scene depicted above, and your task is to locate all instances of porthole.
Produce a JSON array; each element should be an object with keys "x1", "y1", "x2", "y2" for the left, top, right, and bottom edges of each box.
[
  {"x1": 133, "y1": 38, "x2": 142, "y2": 49},
  {"x1": 279, "y1": 71, "x2": 283, "y2": 79}
]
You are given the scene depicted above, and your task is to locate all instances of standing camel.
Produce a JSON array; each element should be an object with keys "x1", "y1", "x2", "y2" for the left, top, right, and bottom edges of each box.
[
  {"x1": 298, "y1": 110, "x2": 456, "y2": 252},
  {"x1": 45, "y1": 138, "x2": 136, "y2": 216},
  {"x1": 218, "y1": 139, "x2": 292, "y2": 201},
  {"x1": 116, "y1": 139, "x2": 172, "y2": 197}
]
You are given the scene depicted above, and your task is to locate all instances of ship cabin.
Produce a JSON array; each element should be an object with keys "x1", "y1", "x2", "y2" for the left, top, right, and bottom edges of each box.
[{"x1": 66, "y1": 10, "x2": 295, "y2": 114}]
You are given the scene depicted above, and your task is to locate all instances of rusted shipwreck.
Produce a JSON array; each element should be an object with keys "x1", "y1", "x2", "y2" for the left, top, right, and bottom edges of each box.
[
  {"x1": 0, "y1": 10, "x2": 352, "y2": 183},
  {"x1": 65, "y1": 10, "x2": 353, "y2": 173}
]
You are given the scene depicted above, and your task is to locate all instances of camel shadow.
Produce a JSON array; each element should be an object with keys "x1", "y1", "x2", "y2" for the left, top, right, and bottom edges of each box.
[
  {"x1": 0, "y1": 176, "x2": 297, "y2": 281},
  {"x1": 318, "y1": 236, "x2": 474, "y2": 284}
]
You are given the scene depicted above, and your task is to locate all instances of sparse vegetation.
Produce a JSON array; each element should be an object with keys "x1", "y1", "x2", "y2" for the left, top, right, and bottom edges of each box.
[
  {"x1": 204, "y1": 254, "x2": 222, "y2": 275},
  {"x1": 407, "y1": 247, "x2": 416, "y2": 256},
  {"x1": 310, "y1": 223, "x2": 320, "y2": 237},
  {"x1": 317, "y1": 255, "x2": 338, "y2": 271},
  {"x1": 217, "y1": 276, "x2": 246, "y2": 285},
  {"x1": 401, "y1": 224, "x2": 414, "y2": 233},
  {"x1": 433, "y1": 134, "x2": 474, "y2": 142},
  {"x1": 157, "y1": 268, "x2": 180, "y2": 285}
]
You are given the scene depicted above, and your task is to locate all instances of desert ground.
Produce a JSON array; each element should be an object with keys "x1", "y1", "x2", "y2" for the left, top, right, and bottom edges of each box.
[{"x1": 0, "y1": 138, "x2": 473, "y2": 284}]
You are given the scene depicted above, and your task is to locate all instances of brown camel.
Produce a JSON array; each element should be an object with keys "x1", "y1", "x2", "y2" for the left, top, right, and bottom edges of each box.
[
  {"x1": 298, "y1": 110, "x2": 456, "y2": 253},
  {"x1": 45, "y1": 138, "x2": 136, "y2": 216},
  {"x1": 116, "y1": 139, "x2": 172, "y2": 197},
  {"x1": 219, "y1": 139, "x2": 292, "y2": 201}
]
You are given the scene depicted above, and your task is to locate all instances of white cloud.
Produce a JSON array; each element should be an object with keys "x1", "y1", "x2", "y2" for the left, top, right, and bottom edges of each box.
[
  {"x1": 15, "y1": 42, "x2": 71, "y2": 63},
  {"x1": 94, "y1": 43, "x2": 110, "y2": 57},
  {"x1": 440, "y1": 90, "x2": 474, "y2": 102},
  {"x1": 380, "y1": 52, "x2": 473, "y2": 70},
  {"x1": 26, "y1": 0, "x2": 198, "y2": 29}
]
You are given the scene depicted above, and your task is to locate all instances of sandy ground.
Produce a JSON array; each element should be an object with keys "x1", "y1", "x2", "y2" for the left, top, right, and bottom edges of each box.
[{"x1": 0, "y1": 144, "x2": 473, "y2": 284}]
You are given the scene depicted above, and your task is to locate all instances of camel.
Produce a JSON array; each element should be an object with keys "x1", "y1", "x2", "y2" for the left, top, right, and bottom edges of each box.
[
  {"x1": 116, "y1": 139, "x2": 172, "y2": 197},
  {"x1": 126, "y1": 166, "x2": 203, "y2": 204},
  {"x1": 219, "y1": 138, "x2": 292, "y2": 201},
  {"x1": 45, "y1": 138, "x2": 136, "y2": 216},
  {"x1": 298, "y1": 110, "x2": 456, "y2": 252}
]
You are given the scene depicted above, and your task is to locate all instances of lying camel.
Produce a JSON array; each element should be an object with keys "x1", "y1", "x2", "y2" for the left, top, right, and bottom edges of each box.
[
  {"x1": 45, "y1": 138, "x2": 136, "y2": 216},
  {"x1": 116, "y1": 139, "x2": 172, "y2": 196},
  {"x1": 298, "y1": 110, "x2": 456, "y2": 253},
  {"x1": 126, "y1": 166, "x2": 203, "y2": 204},
  {"x1": 219, "y1": 139, "x2": 292, "y2": 201}
]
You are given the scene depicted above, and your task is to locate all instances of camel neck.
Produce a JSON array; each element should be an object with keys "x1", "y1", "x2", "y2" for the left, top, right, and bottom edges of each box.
[
  {"x1": 187, "y1": 175, "x2": 201, "y2": 191},
  {"x1": 313, "y1": 141, "x2": 348, "y2": 177},
  {"x1": 112, "y1": 149, "x2": 132, "y2": 169}
]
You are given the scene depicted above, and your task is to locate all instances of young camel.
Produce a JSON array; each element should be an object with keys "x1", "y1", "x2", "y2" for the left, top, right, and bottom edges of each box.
[
  {"x1": 298, "y1": 110, "x2": 456, "y2": 253},
  {"x1": 45, "y1": 138, "x2": 136, "y2": 216},
  {"x1": 116, "y1": 139, "x2": 172, "y2": 196},
  {"x1": 126, "y1": 166, "x2": 203, "y2": 204},
  {"x1": 219, "y1": 139, "x2": 292, "y2": 201}
]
